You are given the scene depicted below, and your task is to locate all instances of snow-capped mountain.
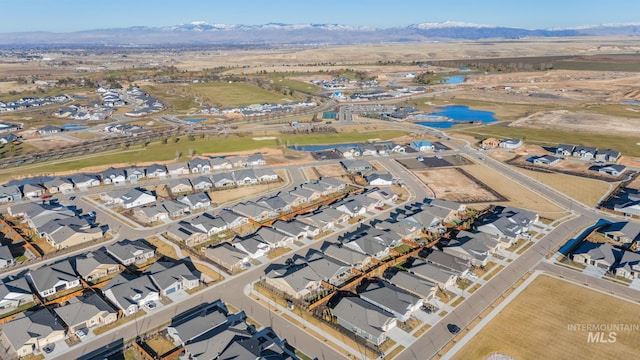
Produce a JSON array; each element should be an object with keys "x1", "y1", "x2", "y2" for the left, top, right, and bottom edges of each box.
[{"x1": 1, "y1": 21, "x2": 638, "y2": 46}]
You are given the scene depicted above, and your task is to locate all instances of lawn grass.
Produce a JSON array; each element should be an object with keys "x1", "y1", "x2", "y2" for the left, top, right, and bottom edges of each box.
[
  {"x1": 516, "y1": 241, "x2": 534, "y2": 255},
  {"x1": 282, "y1": 130, "x2": 407, "y2": 146},
  {"x1": 0, "y1": 86, "x2": 93, "y2": 101},
  {"x1": 452, "y1": 275, "x2": 640, "y2": 360},
  {"x1": 191, "y1": 82, "x2": 300, "y2": 106}
]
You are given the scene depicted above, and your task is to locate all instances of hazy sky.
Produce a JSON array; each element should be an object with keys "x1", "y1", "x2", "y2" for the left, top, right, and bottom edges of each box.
[{"x1": 2, "y1": 0, "x2": 639, "y2": 33}]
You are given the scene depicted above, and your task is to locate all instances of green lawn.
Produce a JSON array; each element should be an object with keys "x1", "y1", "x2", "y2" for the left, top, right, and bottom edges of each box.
[
  {"x1": 0, "y1": 86, "x2": 94, "y2": 101},
  {"x1": 282, "y1": 130, "x2": 407, "y2": 146}
]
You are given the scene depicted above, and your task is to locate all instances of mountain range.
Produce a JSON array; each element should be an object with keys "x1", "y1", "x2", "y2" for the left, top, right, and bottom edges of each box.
[{"x1": 1, "y1": 21, "x2": 640, "y2": 46}]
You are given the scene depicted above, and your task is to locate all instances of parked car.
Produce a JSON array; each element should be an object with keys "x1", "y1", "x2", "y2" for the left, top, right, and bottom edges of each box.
[
  {"x1": 75, "y1": 329, "x2": 87, "y2": 339},
  {"x1": 145, "y1": 300, "x2": 157, "y2": 311},
  {"x1": 447, "y1": 323, "x2": 461, "y2": 334},
  {"x1": 43, "y1": 344, "x2": 55, "y2": 353}
]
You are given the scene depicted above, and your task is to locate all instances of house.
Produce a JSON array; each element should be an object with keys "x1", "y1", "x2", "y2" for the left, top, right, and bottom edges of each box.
[
  {"x1": 397, "y1": 207, "x2": 445, "y2": 234},
  {"x1": 134, "y1": 204, "x2": 170, "y2": 224},
  {"x1": 300, "y1": 207, "x2": 350, "y2": 231},
  {"x1": 533, "y1": 155, "x2": 563, "y2": 166},
  {"x1": 228, "y1": 155, "x2": 248, "y2": 168},
  {"x1": 165, "y1": 222, "x2": 208, "y2": 246},
  {"x1": 252, "y1": 226, "x2": 295, "y2": 248},
  {"x1": 246, "y1": 153, "x2": 266, "y2": 166},
  {"x1": 0, "y1": 184, "x2": 22, "y2": 203},
  {"x1": 556, "y1": 144, "x2": 575, "y2": 156},
  {"x1": 258, "y1": 194, "x2": 292, "y2": 214},
  {"x1": 333, "y1": 198, "x2": 366, "y2": 218},
  {"x1": 359, "y1": 280, "x2": 423, "y2": 322},
  {"x1": 218, "y1": 209, "x2": 249, "y2": 229},
  {"x1": 232, "y1": 201, "x2": 278, "y2": 222},
  {"x1": 426, "y1": 250, "x2": 471, "y2": 276},
  {"x1": 233, "y1": 236, "x2": 270, "y2": 259},
  {"x1": 571, "y1": 241, "x2": 619, "y2": 270},
  {"x1": 344, "y1": 235, "x2": 390, "y2": 260},
  {"x1": 146, "y1": 262, "x2": 200, "y2": 296},
  {"x1": 613, "y1": 250, "x2": 640, "y2": 280},
  {"x1": 102, "y1": 274, "x2": 159, "y2": 316},
  {"x1": 476, "y1": 206, "x2": 537, "y2": 246},
  {"x1": 167, "y1": 162, "x2": 190, "y2": 177},
  {"x1": 106, "y1": 239, "x2": 156, "y2": 266},
  {"x1": 336, "y1": 146, "x2": 360, "y2": 158},
  {"x1": 166, "y1": 302, "x2": 229, "y2": 347},
  {"x1": 601, "y1": 222, "x2": 640, "y2": 244},
  {"x1": 366, "y1": 173, "x2": 394, "y2": 186},
  {"x1": 0, "y1": 277, "x2": 34, "y2": 316},
  {"x1": 595, "y1": 149, "x2": 621, "y2": 163},
  {"x1": 101, "y1": 167, "x2": 127, "y2": 185},
  {"x1": 359, "y1": 143, "x2": 378, "y2": 156},
  {"x1": 375, "y1": 220, "x2": 420, "y2": 240},
  {"x1": 191, "y1": 176, "x2": 213, "y2": 191},
  {"x1": 480, "y1": 138, "x2": 501, "y2": 149},
  {"x1": 42, "y1": 177, "x2": 74, "y2": 194},
  {"x1": 204, "y1": 243, "x2": 249, "y2": 273},
  {"x1": 0, "y1": 309, "x2": 66, "y2": 357},
  {"x1": 73, "y1": 251, "x2": 122, "y2": 283},
  {"x1": 233, "y1": 169, "x2": 258, "y2": 185},
  {"x1": 264, "y1": 263, "x2": 323, "y2": 299},
  {"x1": 26, "y1": 260, "x2": 81, "y2": 299},
  {"x1": 386, "y1": 270, "x2": 437, "y2": 302},
  {"x1": 598, "y1": 164, "x2": 627, "y2": 177},
  {"x1": 178, "y1": 192, "x2": 212, "y2": 210},
  {"x1": 145, "y1": 163, "x2": 168, "y2": 178},
  {"x1": 340, "y1": 159, "x2": 373, "y2": 172},
  {"x1": 410, "y1": 260, "x2": 458, "y2": 289},
  {"x1": 209, "y1": 157, "x2": 232, "y2": 170},
  {"x1": 189, "y1": 213, "x2": 228, "y2": 236},
  {"x1": 272, "y1": 219, "x2": 320, "y2": 240},
  {"x1": 429, "y1": 198, "x2": 467, "y2": 220},
  {"x1": 68, "y1": 173, "x2": 101, "y2": 189},
  {"x1": 167, "y1": 178, "x2": 192, "y2": 195},
  {"x1": 255, "y1": 168, "x2": 279, "y2": 182},
  {"x1": 0, "y1": 245, "x2": 15, "y2": 268},
  {"x1": 499, "y1": 138, "x2": 523, "y2": 150},
  {"x1": 21, "y1": 183, "x2": 45, "y2": 199},
  {"x1": 38, "y1": 125, "x2": 63, "y2": 136},
  {"x1": 41, "y1": 218, "x2": 103, "y2": 250},
  {"x1": 211, "y1": 172, "x2": 236, "y2": 188},
  {"x1": 124, "y1": 167, "x2": 145, "y2": 183},
  {"x1": 53, "y1": 293, "x2": 117, "y2": 332},
  {"x1": 323, "y1": 242, "x2": 373, "y2": 270},
  {"x1": 305, "y1": 251, "x2": 353, "y2": 286},
  {"x1": 572, "y1": 145, "x2": 598, "y2": 161},
  {"x1": 119, "y1": 188, "x2": 156, "y2": 209},
  {"x1": 188, "y1": 158, "x2": 212, "y2": 174},
  {"x1": 332, "y1": 296, "x2": 396, "y2": 346},
  {"x1": 410, "y1": 140, "x2": 434, "y2": 152},
  {"x1": 443, "y1": 230, "x2": 501, "y2": 267},
  {"x1": 289, "y1": 187, "x2": 321, "y2": 204}
]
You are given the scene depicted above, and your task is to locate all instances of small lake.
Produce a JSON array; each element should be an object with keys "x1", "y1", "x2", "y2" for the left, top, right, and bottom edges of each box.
[
  {"x1": 442, "y1": 75, "x2": 465, "y2": 84},
  {"x1": 184, "y1": 118, "x2": 207, "y2": 123},
  {"x1": 61, "y1": 124, "x2": 87, "y2": 131},
  {"x1": 415, "y1": 105, "x2": 498, "y2": 129}
]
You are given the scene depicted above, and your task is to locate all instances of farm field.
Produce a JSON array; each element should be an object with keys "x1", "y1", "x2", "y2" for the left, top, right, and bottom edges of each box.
[
  {"x1": 452, "y1": 275, "x2": 640, "y2": 360},
  {"x1": 413, "y1": 168, "x2": 502, "y2": 203}
]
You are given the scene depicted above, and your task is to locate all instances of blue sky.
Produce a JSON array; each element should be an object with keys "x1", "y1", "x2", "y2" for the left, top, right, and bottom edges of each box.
[{"x1": 2, "y1": 0, "x2": 639, "y2": 33}]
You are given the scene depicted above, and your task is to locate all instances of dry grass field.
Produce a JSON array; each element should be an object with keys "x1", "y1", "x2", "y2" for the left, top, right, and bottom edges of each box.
[
  {"x1": 513, "y1": 167, "x2": 612, "y2": 207},
  {"x1": 314, "y1": 164, "x2": 347, "y2": 178},
  {"x1": 452, "y1": 275, "x2": 640, "y2": 360},
  {"x1": 462, "y1": 164, "x2": 566, "y2": 218},
  {"x1": 413, "y1": 168, "x2": 502, "y2": 203}
]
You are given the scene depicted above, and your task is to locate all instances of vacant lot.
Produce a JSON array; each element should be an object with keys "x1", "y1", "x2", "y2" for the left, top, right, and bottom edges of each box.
[
  {"x1": 463, "y1": 164, "x2": 566, "y2": 218},
  {"x1": 513, "y1": 167, "x2": 612, "y2": 207},
  {"x1": 314, "y1": 164, "x2": 347, "y2": 178},
  {"x1": 413, "y1": 168, "x2": 502, "y2": 203},
  {"x1": 452, "y1": 275, "x2": 640, "y2": 360}
]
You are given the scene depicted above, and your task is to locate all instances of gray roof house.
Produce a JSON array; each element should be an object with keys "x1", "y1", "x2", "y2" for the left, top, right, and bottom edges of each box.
[
  {"x1": 601, "y1": 222, "x2": 640, "y2": 244},
  {"x1": 232, "y1": 201, "x2": 278, "y2": 222},
  {"x1": 53, "y1": 293, "x2": 118, "y2": 332},
  {"x1": 0, "y1": 308, "x2": 66, "y2": 357},
  {"x1": 0, "y1": 277, "x2": 34, "y2": 316},
  {"x1": 102, "y1": 274, "x2": 159, "y2": 316},
  {"x1": 125, "y1": 167, "x2": 145, "y2": 182},
  {"x1": 344, "y1": 235, "x2": 390, "y2": 260},
  {"x1": 595, "y1": 149, "x2": 621, "y2": 163},
  {"x1": 425, "y1": 250, "x2": 471, "y2": 276},
  {"x1": 0, "y1": 244, "x2": 14, "y2": 269},
  {"x1": 73, "y1": 250, "x2": 122, "y2": 284},
  {"x1": 410, "y1": 260, "x2": 459, "y2": 289},
  {"x1": 272, "y1": 219, "x2": 320, "y2": 239},
  {"x1": 332, "y1": 296, "x2": 396, "y2": 346},
  {"x1": 0, "y1": 184, "x2": 22, "y2": 203},
  {"x1": 204, "y1": 243, "x2": 249, "y2": 273},
  {"x1": 252, "y1": 226, "x2": 294, "y2": 248},
  {"x1": 572, "y1": 145, "x2": 598, "y2": 160},
  {"x1": 258, "y1": 195, "x2": 292, "y2": 214},
  {"x1": 533, "y1": 155, "x2": 563, "y2": 166},
  {"x1": 443, "y1": 230, "x2": 501, "y2": 267},
  {"x1": 188, "y1": 158, "x2": 212, "y2": 174},
  {"x1": 614, "y1": 250, "x2": 640, "y2": 280},
  {"x1": 165, "y1": 222, "x2": 208, "y2": 247},
  {"x1": 340, "y1": 159, "x2": 373, "y2": 172},
  {"x1": 166, "y1": 302, "x2": 229, "y2": 347},
  {"x1": 218, "y1": 209, "x2": 249, "y2": 229},
  {"x1": 211, "y1": 172, "x2": 236, "y2": 188},
  {"x1": 191, "y1": 176, "x2": 213, "y2": 191},
  {"x1": 26, "y1": 260, "x2": 81, "y2": 299},
  {"x1": 386, "y1": 270, "x2": 437, "y2": 302},
  {"x1": 101, "y1": 167, "x2": 127, "y2": 185},
  {"x1": 189, "y1": 213, "x2": 228, "y2": 236},
  {"x1": 323, "y1": 242, "x2": 373, "y2": 271},
  {"x1": 106, "y1": 239, "x2": 156, "y2": 266},
  {"x1": 246, "y1": 153, "x2": 266, "y2": 166},
  {"x1": 264, "y1": 264, "x2": 323, "y2": 300},
  {"x1": 571, "y1": 241, "x2": 619, "y2": 270},
  {"x1": 233, "y1": 169, "x2": 258, "y2": 185},
  {"x1": 233, "y1": 236, "x2": 270, "y2": 259},
  {"x1": 178, "y1": 192, "x2": 212, "y2": 210},
  {"x1": 167, "y1": 162, "x2": 190, "y2": 177},
  {"x1": 146, "y1": 262, "x2": 200, "y2": 296},
  {"x1": 359, "y1": 280, "x2": 423, "y2": 322},
  {"x1": 68, "y1": 173, "x2": 101, "y2": 189},
  {"x1": 556, "y1": 144, "x2": 575, "y2": 156},
  {"x1": 598, "y1": 164, "x2": 627, "y2": 177},
  {"x1": 42, "y1": 177, "x2": 74, "y2": 194},
  {"x1": 209, "y1": 157, "x2": 232, "y2": 170},
  {"x1": 168, "y1": 178, "x2": 193, "y2": 194},
  {"x1": 145, "y1": 163, "x2": 168, "y2": 178}
]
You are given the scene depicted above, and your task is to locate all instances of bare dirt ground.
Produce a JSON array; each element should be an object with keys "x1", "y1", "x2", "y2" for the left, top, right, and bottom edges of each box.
[
  {"x1": 508, "y1": 110, "x2": 640, "y2": 137},
  {"x1": 413, "y1": 168, "x2": 501, "y2": 203},
  {"x1": 313, "y1": 164, "x2": 347, "y2": 178}
]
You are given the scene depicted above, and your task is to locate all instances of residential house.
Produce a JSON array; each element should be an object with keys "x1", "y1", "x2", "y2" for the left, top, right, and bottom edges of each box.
[
  {"x1": 300, "y1": 207, "x2": 350, "y2": 232},
  {"x1": 211, "y1": 172, "x2": 236, "y2": 189},
  {"x1": 38, "y1": 125, "x2": 63, "y2": 136},
  {"x1": 166, "y1": 302, "x2": 228, "y2": 347},
  {"x1": 429, "y1": 199, "x2": 467, "y2": 220},
  {"x1": 476, "y1": 206, "x2": 537, "y2": 246},
  {"x1": 366, "y1": 173, "x2": 394, "y2": 186},
  {"x1": 410, "y1": 140, "x2": 434, "y2": 152},
  {"x1": 40, "y1": 217, "x2": 103, "y2": 250},
  {"x1": 258, "y1": 194, "x2": 292, "y2": 214},
  {"x1": 264, "y1": 263, "x2": 323, "y2": 299},
  {"x1": 228, "y1": 155, "x2": 248, "y2": 168},
  {"x1": 305, "y1": 251, "x2": 353, "y2": 286},
  {"x1": 0, "y1": 309, "x2": 66, "y2": 357},
  {"x1": 386, "y1": 270, "x2": 437, "y2": 302},
  {"x1": 125, "y1": 167, "x2": 145, "y2": 183},
  {"x1": 165, "y1": 222, "x2": 208, "y2": 247},
  {"x1": 232, "y1": 201, "x2": 278, "y2": 223},
  {"x1": 425, "y1": 250, "x2": 471, "y2": 276},
  {"x1": 233, "y1": 169, "x2": 258, "y2": 185},
  {"x1": 601, "y1": 222, "x2": 640, "y2": 245},
  {"x1": 42, "y1": 177, "x2": 74, "y2": 194},
  {"x1": 332, "y1": 296, "x2": 396, "y2": 346},
  {"x1": 289, "y1": 187, "x2": 321, "y2": 204},
  {"x1": 188, "y1": 213, "x2": 228, "y2": 236},
  {"x1": 443, "y1": 230, "x2": 501, "y2": 267},
  {"x1": 0, "y1": 277, "x2": 34, "y2": 316},
  {"x1": 161, "y1": 200, "x2": 190, "y2": 218},
  {"x1": 499, "y1": 138, "x2": 523, "y2": 150},
  {"x1": 167, "y1": 162, "x2": 190, "y2": 177},
  {"x1": 0, "y1": 184, "x2": 22, "y2": 203},
  {"x1": 119, "y1": 188, "x2": 156, "y2": 209},
  {"x1": 272, "y1": 219, "x2": 320, "y2": 240},
  {"x1": 26, "y1": 260, "x2": 81, "y2": 299},
  {"x1": 0, "y1": 245, "x2": 15, "y2": 268},
  {"x1": 218, "y1": 209, "x2": 249, "y2": 229},
  {"x1": 323, "y1": 242, "x2": 373, "y2": 271},
  {"x1": 336, "y1": 146, "x2": 360, "y2": 158},
  {"x1": 409, "y1": 260, "x2": 458, "y2": 289},
  {"x1": 595, "y1": 149, "x2": 621, "y2": 163},
  {"x1": 359, "y1": 280, "x2": 422, "y2": 322},
  {"x1": 168, "y1": 178, "x2": 193, "y2": 194},
  {"x1": 572, "y1": 145, "x2": 598, "y2": 161},
  {"x1": 188, "y1": 158, "x2": 212, "y2": 174},
  {"x1": 480, "y1": 138, "x2": 501, "y2": 149},
  {"x1": 73, "y1": 251, "x2": 121, "y2": 283},
  {"x1": 255, "y1": 168, "x2": 279, "y2": 182},
  {"x1": 106, "y1": 239, "x2": 156, "y2": 266},
  {"x1": 209, "y1": 157, "x2": 232, "y2": 170},
  {"x1": 21, "y1": 183, "x2": 45, "y2": 199},
  {"x1": 533, "y1": 155, "x2": 563, "y2": 166},
  {"x1": 344, "y1": 235, "x2": 390, "y2": 260},
  {"x1": 204, "y1": 243, "x2": 249, "y2": 273},
  {"x1": 396, "y1": 207, "x2": 445, "y2": 234},
  {"x1": 145, "y1": 163, "x2": 168, "y2": 178},
  {"x1": 252, "y1": 226, "x2": 295, "y2": 249},
  {"x1": 359, "y1": 143, "x2": 378, "y2": 156},
  {"x1": 333, "y1": 198, "x2": 366, "y2": 218},
  {"x1": 375, "y1": 220, "x2": 420, "y2": 240},
  {"x1": 101, "y1": 167, "x2": 127, "y2": 185},
  {"x1": 53, "y1": 293, "x2": 117, "y2": 332},
  {"x1": 68, "y1": 173, "x2": 101, "y2": 189},
  {"x1": 614, "y1": 250, "x2": 640, "y2": 280},
  {"x1": 366, "y1": 188, "x2": 398, "y2": 205},
  {"x1": 233, "y1": 236, "x2": 270, "y2": 259},
  {"x1": 598, "y1": 164, "x2": 627, "y2": 177},
  {"x1": 178, "y1": 192, "x2": 211, "y2": 210},
  {"x1": 571, "y1": 241, "x2": 619, "y2": 270},
  {"x1": 340, "y1": 159, "x2": 373, "y2": 172},
  {"x1": 102, "y1": 274, "x2": 159, "y2": 316},
  {"x1": 191, "y1": 176, "x2": 213, "y2": 191},
  {"x1": 134, "y1": 205, "x2": 169, "y2": 224},
  {"x1": 146, "y1": 262, "x2": 200, "y2": 296},
  {"x1": 246, "y1": 153, "x2": 266, "y2": 166},
  {"x1": 555, "y1": 144, "x2": 575, "y2": 156}
]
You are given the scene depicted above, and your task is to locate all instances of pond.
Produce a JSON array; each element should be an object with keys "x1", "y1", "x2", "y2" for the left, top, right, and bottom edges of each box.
[
  {"x1": 414, "y1": 105, "x2": 498, "y2": 129},
  {"x1": 183, "y1": 118, "x2": 207, "y2": 123},
  {"x1": 442, "y1": 75, "x2": 465, "y2": 84}
]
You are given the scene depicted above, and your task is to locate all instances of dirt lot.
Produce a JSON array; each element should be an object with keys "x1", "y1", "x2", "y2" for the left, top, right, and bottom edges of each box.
[
  {"x1": 452, "y1": 275, "x2": 640, "y2": 360},
  {"x1": 314, "y1": 164, "x2": 347, "y2": 178},
  {"x1": 413, "y1": 168, "x2": 503, "y2": 203},
  {"x1": 509, "y1": 110, "x2": 640, "y2": 137}
]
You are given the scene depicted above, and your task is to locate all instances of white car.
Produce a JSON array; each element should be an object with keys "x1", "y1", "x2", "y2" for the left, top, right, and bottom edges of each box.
[
  {"x1": 75, "y1": 329, "x2": 87, "y2": 339},
  {"x1": 145, "y1": 300, "x2": 157, "y2": 311},
  {"x1": 467, "y1": 272, "x2": 478, "y2": 279}
]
